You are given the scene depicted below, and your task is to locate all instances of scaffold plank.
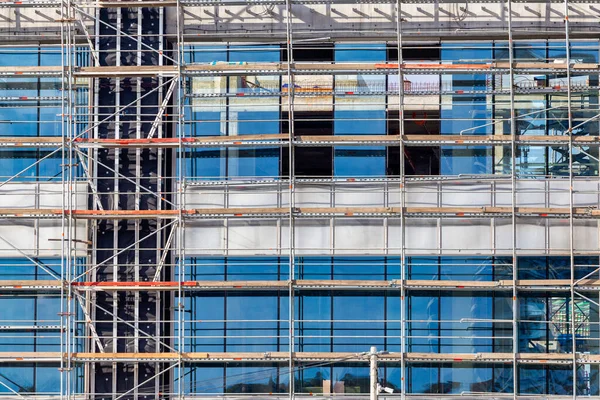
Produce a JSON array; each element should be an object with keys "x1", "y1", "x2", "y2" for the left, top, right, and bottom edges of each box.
[
  {"x1": 76, "y1": 65, "x2": 178, "y2": 77},
  {"x1": 0, "y1": 134, "x2": 598, "y2": 148},
  {"x1": 0, "y1": 62, "x2": 597, "y2": 78},
  {"x1": 0, "y1": 280, "x2": 63, "y2": 290}
]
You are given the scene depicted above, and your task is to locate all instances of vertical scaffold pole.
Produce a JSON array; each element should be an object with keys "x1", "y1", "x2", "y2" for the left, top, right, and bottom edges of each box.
[
  {"x1": 176, "y1": 0, "x2": 185, "y2": 397},
  {"x1": 507, "y1": 1, "x2": 518, "y2": 399},
  {"x1": 396, "y1": 0, "x2": 406, "y2": 398},
  {"x1": 284, "y1": 0, "x2": 295, "y2": 397},
  {"x1": 563, "y1": 0, "x2": 577, "y2": 397},
  {"x1": 59, "y1": 0, "x2": 68, "y2": 398},
  {"x1": 370, "y1": 346, "x2": 378, "y2": 400}
]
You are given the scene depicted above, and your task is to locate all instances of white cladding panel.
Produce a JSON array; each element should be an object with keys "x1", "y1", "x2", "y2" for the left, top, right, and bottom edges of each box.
[
  {"x1": 182, "y1": 180, "x2": 600, "y2": 256},
  {"x1": 0, "y1": 183, "x2": 87, "y2": 258}
]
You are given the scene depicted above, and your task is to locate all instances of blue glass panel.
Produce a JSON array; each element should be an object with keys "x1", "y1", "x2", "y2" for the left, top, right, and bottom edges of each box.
[
  {"x1": 296, "y1": 257, "x2": 332, "y2": 280},
  {"x1": 440, "y1": 293, "x2": 493, "y2": 353},
  {"x1": 409, "y1": 363, "x2": 439, "y2": 393},
  {"x1": 227, "y1": 257, "x2": 281, "y2": 280},
  {"x1": 297, "y1": 294, "x2": 331, "y2": 352},
  {"x1": 519, "y1": 365, "x2": 580, "y2": 395},
  {"x1": 185, "y1": 295, "x2": 224, "y2": 352},
  {"x1": 334, "y1": 44, "x2": 386, "y2": 177},
  {"x1": 441, "y1": 43, "x2": 493, "y2": 174},
  {"x1": 229, "y1": 45, "x2": 279, "y2": 63},
  {"x1": 408, "y1": 256, "x2": 511, "y2": 281},
  {"x1": 192, "y1": 111, "x2": 222, "y2": 136},
  {"x1": 409, "y1": 363, "x2": 513, "y2": 394},
  {"x1": 0, "y1": 258, "x2": 60, "y2": 280},
  {"x1": 185, "y1": 148, "x2": 226, "y2": 180},
  {"x1": 178, "y1": 366, "x2": 225, "y2": 394},
  {"x1": 39, "y1": 47, "x2": 62, "y2": 66},
  {"x1": 185, "y1": 45, "x2": 281, "y2": 179},
  {"x1": 35, "y1": 365, "x2": 61, "y2": 393},
  {"x1": 334, "y1": 110, "x2": 386, "y2": 176},
  {"x1": 296, "y1": 364, "x2": 330, "y2": 393},
  {"x1": 226, "y1": 364, "x2": 288, "y2": 393},
  {"x1": 408, "y1": 295, "x2": 439, "y2": 352},
  {"x1": 226, "y1": 295, "x2": 283, "y2": 351},
  {"x1": 0, "y1": 365, "x2": 35, "y2": 393},
  {"x1": 333, "y1": 294, "x2": 384, "y2": 351},
  {"x1": 387, "y1": 296, "x2": 401, "y2": 351},
  {"x1": 0, "y1": 47, "x2": 38, "y2": 66},
  {"x1": 332, "y1": 365, "x2": 370, "y2": 393},
  {"x1": 334, "y1": 44, "x2": 386, "y2": 62},
  {"x1": 333, "y1": 257, "x2": 385, "y2": 280},
  {"x1": 185, "y1": 46, "x2": 228, "y2": 64}
]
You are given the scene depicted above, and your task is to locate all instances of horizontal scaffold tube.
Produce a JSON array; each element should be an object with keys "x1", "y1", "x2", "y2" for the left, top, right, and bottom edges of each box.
[
  {"x1": 0, "y1": 206, "x2": 597, "y2": 219},
  {"x1": 1, "y1": 279, "x2": 598, "y2": 292},
  {"x1": 0, "y1": 351, "x2": 595, "y2": 364}
]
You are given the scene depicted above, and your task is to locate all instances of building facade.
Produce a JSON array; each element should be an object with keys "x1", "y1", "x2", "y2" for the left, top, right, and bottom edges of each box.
[{"x1": 1, "y1": 0, "x2": 600, "y2": 398}]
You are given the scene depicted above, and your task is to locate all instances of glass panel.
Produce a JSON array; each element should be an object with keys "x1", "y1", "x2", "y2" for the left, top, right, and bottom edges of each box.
[
  {"x1": 334, "y1": 44, "x2": 386, "y2": 177},
  {"x1": 440, "y1": 43, "x2": 493, "y2": 175},
  {"x1": 408, "y1": 363, "x2": 513, "y2": 394},
  {"x1": 409, "y1": 292, "x2": 512, "y2": 353},
  {"x1": 184, "y1": 44, "x2": 281, "y2": 180}
]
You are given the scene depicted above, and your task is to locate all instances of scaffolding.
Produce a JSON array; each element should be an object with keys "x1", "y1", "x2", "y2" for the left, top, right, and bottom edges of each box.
[{"x1": 0, "y1": 0, "x2": 600, "y2": 399}]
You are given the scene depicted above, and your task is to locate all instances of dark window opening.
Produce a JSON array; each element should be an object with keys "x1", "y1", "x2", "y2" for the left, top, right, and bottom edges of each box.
[
  {"x1": 387, "y1": 44, "x2": 440, "y2": 61},
  {"x1": 283, "y1": 43, "x2": 334, "y2": 62},
  {"x1": 387, "y1": 110, "x2": 440, "y2": 176},
  {"x1": 282, "y1": 111, "x2": 333, "y2": 177}
]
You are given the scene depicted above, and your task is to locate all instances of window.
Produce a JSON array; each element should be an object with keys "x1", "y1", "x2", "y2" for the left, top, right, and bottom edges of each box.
[
  {"x1": 283, "y1": 43, "x2": 334, "y2": 62},
  {"x1": 387, "y1": 111, "x2": 441, "y2": 176},
  {"x1": 281, "y1": 111, "x2": 333, "y2": 177}
]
